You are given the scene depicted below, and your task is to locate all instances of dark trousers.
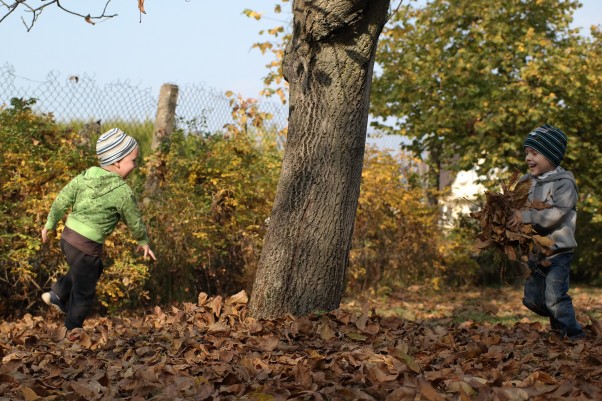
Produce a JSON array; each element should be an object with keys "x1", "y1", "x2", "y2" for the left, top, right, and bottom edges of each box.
[
  {"x1": 52, "y1": 239, "x2": 104, "y2": 330},
  {"x1": 522, "y1": 253, "x2": 584, "y2": 339}
]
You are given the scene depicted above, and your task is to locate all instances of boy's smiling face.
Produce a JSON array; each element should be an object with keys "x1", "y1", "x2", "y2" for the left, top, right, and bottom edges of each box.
[{"x1": 525, "y1": 146, "x2": 555, "y2": 176}]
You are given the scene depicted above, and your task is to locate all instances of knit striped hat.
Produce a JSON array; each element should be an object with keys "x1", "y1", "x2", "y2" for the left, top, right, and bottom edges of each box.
[
  {"x1": 523, "y1": 124, "x2": 567, "y2": 167},
  {"x1": 96, "y1": 128, "x2": 138, "y2": 167}
]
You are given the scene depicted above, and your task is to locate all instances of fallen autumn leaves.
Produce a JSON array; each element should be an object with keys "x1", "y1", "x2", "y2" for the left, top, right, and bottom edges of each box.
[{"x1": 1, "y1": 288, "x2": 601, "y2": 401}]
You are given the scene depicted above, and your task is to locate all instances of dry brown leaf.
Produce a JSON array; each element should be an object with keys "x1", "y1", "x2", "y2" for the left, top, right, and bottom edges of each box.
[
  {"x1": 482, "y1": 303, "x2": 500, "y2": 315},
  {"x1": 138, "y1": 0, "x2": 146, "y2": 14},
  {"x1": 530, "y1": 199, "x2": 551, "y2": 210},
  {"x1": 294, "y1": 316, "x2": 314, "y2": 335},
  {"x1": 447, "y1": 381, "x2": 476, "y2": 395},
  {"x1": 243, "y1": 317, "x2": 263, "y2": 334},
  {"x1": 317, "y1": 321, "x2": 336, "y2": 341},
  {"x1": 20, "y1": 386, "x2": 39, "y2": 401},
  {"x1": 532, "y1": 235, "x2": 554, "y2": 247},
  {"x1": 498, "y1": 387, "x2": 530, "y2": 401},
  {"x1": 257, "y1": 335, "x2": 279, "y2": 352},
  {"x1": 211, "y1": 295, "x2": 223, "y2": 317},
  {"x1": 364, "y1": 362, "x2": 398, "y2": 384},
  {"x1": 293, "y1": 361, "x2": 312, "y2": 387},
  {"x1": 54, "y1": 325, "x2": 67, "y2": 341},
  {"x1": 197, "y1": 292, "x2": 208, "y2": 305},
  {"x1": 473, "y1": 237, "x2": 491, "y2": 251},
  {"x1": 78, "y1": 331, "x2": 92, "y2": 348},
  {"x1": 70, "y1": 381, "x2": 97, "y2": 398},
  {"x1": 391, "y1": 347, "x2": 421, "y2": 374},
  {"x1": 207, "y1": 322, "x2": 229, "y2": 334},
  {"x1": 585, "y1": 310, "x2": 602, "y2": 336},
  {"x1": 356, "y1": 311, "x2": 369, "y2": 331},
  {"x1": 418, "y1": 376, "x2": 446, "y2": 401},
  {"x1": 521, "y1": 371, "x2": 558, "y2": 386},
  {"x1": 331, "y1": 308, "x2": 352, "y2": 324},
  {"x1": 226, "y1": 290, "x2": 248, "y2": 305}
]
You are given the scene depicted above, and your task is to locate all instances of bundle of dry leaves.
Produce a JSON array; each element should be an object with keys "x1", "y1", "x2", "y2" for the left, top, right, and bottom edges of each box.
[{"x1": 471, "y1": 170, "x2": 555, "y2": 264}]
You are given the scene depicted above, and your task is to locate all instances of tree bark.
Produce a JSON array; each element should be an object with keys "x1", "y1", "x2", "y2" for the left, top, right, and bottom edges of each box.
[{"x1": 249, "y1": 0, "x2": 390, "y2": 319}]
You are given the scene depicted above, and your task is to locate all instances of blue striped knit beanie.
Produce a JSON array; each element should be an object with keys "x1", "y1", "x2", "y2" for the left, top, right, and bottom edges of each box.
[
  {"x1": 523, "y1": 124, "x2": 567, "y2": 167},
  {"x1": 96, "y1": 128, "x2": 138, "y2": 167}
]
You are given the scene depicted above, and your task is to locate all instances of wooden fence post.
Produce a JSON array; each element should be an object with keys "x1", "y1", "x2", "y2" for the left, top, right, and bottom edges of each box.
[
  {"x1": 144, "y1": 83, "x2": 179, "y2": 201},
  {"x1": 152, "y1": 83, "x2": 179, "y2": 151}
]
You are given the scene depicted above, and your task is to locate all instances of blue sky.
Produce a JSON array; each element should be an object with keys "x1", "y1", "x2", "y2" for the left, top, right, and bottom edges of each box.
[
  {"x1": 1, "y1": 1, "x2": 281, "y2": 99},
  {"x1": 2, "y1": 1, "x2": 601, "y2": 100}
]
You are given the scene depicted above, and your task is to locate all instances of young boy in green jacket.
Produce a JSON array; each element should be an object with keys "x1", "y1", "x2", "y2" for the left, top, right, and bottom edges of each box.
[{"x1": 41, "y1": 128, "x2": 156, "y2": 330}]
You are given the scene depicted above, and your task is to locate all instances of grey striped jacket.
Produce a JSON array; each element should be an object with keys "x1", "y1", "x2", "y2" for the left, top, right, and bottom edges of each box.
[{"x1": 519, "y1": 167, "x2": 577, "y2": 257}]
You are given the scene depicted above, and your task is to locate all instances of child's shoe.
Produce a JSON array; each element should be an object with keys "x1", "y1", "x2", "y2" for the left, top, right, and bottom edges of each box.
[
  {"x1": 568, "y1": 332, "x2": 586, "y2": 342},
  {"x1": 545, "y1": 329, "x2": 563, "y2": 343},
  {"x1": 42, "y1": 291, "x2": 67, "y2": 313}
]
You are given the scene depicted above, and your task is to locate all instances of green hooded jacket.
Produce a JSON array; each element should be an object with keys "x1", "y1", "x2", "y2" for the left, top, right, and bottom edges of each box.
[{"x1": 44, "y1": 166, "x2": 149, "y2": 245}]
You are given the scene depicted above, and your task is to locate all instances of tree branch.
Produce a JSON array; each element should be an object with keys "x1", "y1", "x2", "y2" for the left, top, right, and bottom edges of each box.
[{"x1": 1, "y1": 0, "x2": 117, "y2": 31}]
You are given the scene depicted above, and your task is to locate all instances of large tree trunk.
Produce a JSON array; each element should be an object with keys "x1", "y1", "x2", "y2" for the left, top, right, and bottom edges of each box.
[{"x1": 249, "y1": 0, "x2": 390, "y2": 319}]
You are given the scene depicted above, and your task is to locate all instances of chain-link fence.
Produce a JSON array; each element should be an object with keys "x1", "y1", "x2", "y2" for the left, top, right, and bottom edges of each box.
[
  {"x1": 0, "y1": 62, "x2": 402, "y2": 149},
  {"x1": 0, "y1": 63, "x2": 288, "y2": 141}
]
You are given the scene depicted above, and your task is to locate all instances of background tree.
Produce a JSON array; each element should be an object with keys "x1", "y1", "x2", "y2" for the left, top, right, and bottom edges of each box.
[
  {"x1": 551, "y1": 26, "x2": 602, "y2": 282},
  {"x1": 371, "y1": 0, "x2": 602, "y2": 280},
  {"x1": 372, "y1": 0, "x2": 586, "y2": 180}
]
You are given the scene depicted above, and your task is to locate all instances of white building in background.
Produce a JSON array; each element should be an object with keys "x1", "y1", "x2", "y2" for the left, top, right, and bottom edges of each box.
[
  {"x1": 441, "y1": 169, "x2": 487, "y2": 227},
  {"x1": 364, "y1": 130, "x2": 488, "y2": 226}
]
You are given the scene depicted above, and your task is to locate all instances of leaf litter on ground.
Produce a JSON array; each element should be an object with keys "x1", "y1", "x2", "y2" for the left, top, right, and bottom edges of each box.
[{"x1": 1, "y1": 286, "x2": 601, "y2": 400}]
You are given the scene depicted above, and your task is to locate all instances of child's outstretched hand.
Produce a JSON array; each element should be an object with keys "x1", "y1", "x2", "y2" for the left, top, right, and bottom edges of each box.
[
  {"x1": 138, "y1": 244, "x2": 157, "y2": 261},
  {"x1": 507, "y1": 209, "x2": 522, "y2": 230},
  {"x1": 41, "y1": 227, "x2": 49, "y2": 243}
]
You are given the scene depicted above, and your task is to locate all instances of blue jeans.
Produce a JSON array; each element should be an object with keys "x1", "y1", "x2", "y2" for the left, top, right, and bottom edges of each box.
[{"x1": 523, "y1": 253, "x2": 584, "y2": 339}]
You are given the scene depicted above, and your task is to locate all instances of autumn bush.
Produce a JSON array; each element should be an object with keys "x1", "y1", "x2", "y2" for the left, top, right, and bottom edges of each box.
[
  {"x1": 139, "y1": 104, "x2": 284, "y2": 304},
  {"x1": 0, "y1": 99, "x2": 154, "y2": 317},
  {"x1": 2, "y1": 96, "x2": 484, "y2": 319},
  {"x1": 1, "y1": 99, "x2": 85, "y2": 317},
  {"x1": 142, "y1": 129, "x2": 478, "y2": 304},
  {"x1": 349, "y1": 147, "x2": 478, "y2": 294}
]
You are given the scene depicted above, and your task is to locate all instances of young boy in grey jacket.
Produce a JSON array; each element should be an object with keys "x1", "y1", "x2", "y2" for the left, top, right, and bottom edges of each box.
[
  {"x1": 41, "y1": 128, "x2": 156, "y2": 330},
  {"x1": 508, "y1": 124, "x2": 585, "y2": 340}
]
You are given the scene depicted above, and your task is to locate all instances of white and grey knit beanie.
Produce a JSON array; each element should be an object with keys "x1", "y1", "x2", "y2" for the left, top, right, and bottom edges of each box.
[{"x1": 96, "y1": 128, "x2": 138, "y2": 167}]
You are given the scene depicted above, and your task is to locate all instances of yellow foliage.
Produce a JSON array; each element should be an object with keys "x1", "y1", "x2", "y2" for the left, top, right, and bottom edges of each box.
[
  {"x1": 0, "y1": 98, "x2": 151, "y2": 316},
  {"x1": 139, "y1": 99, "x2": 283, "y2": 303},
  {"x1": 349, "y1": 147, "x2": 443, "y2": 291}
]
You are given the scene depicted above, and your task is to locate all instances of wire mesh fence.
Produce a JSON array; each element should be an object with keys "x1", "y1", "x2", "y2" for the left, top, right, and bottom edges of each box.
[
  {"x1": 0, "y1": 63, "x2": 289, "y2": 142},
  {"x1": 0, "y1": 62, "x2": 402, "y2": 150}
]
